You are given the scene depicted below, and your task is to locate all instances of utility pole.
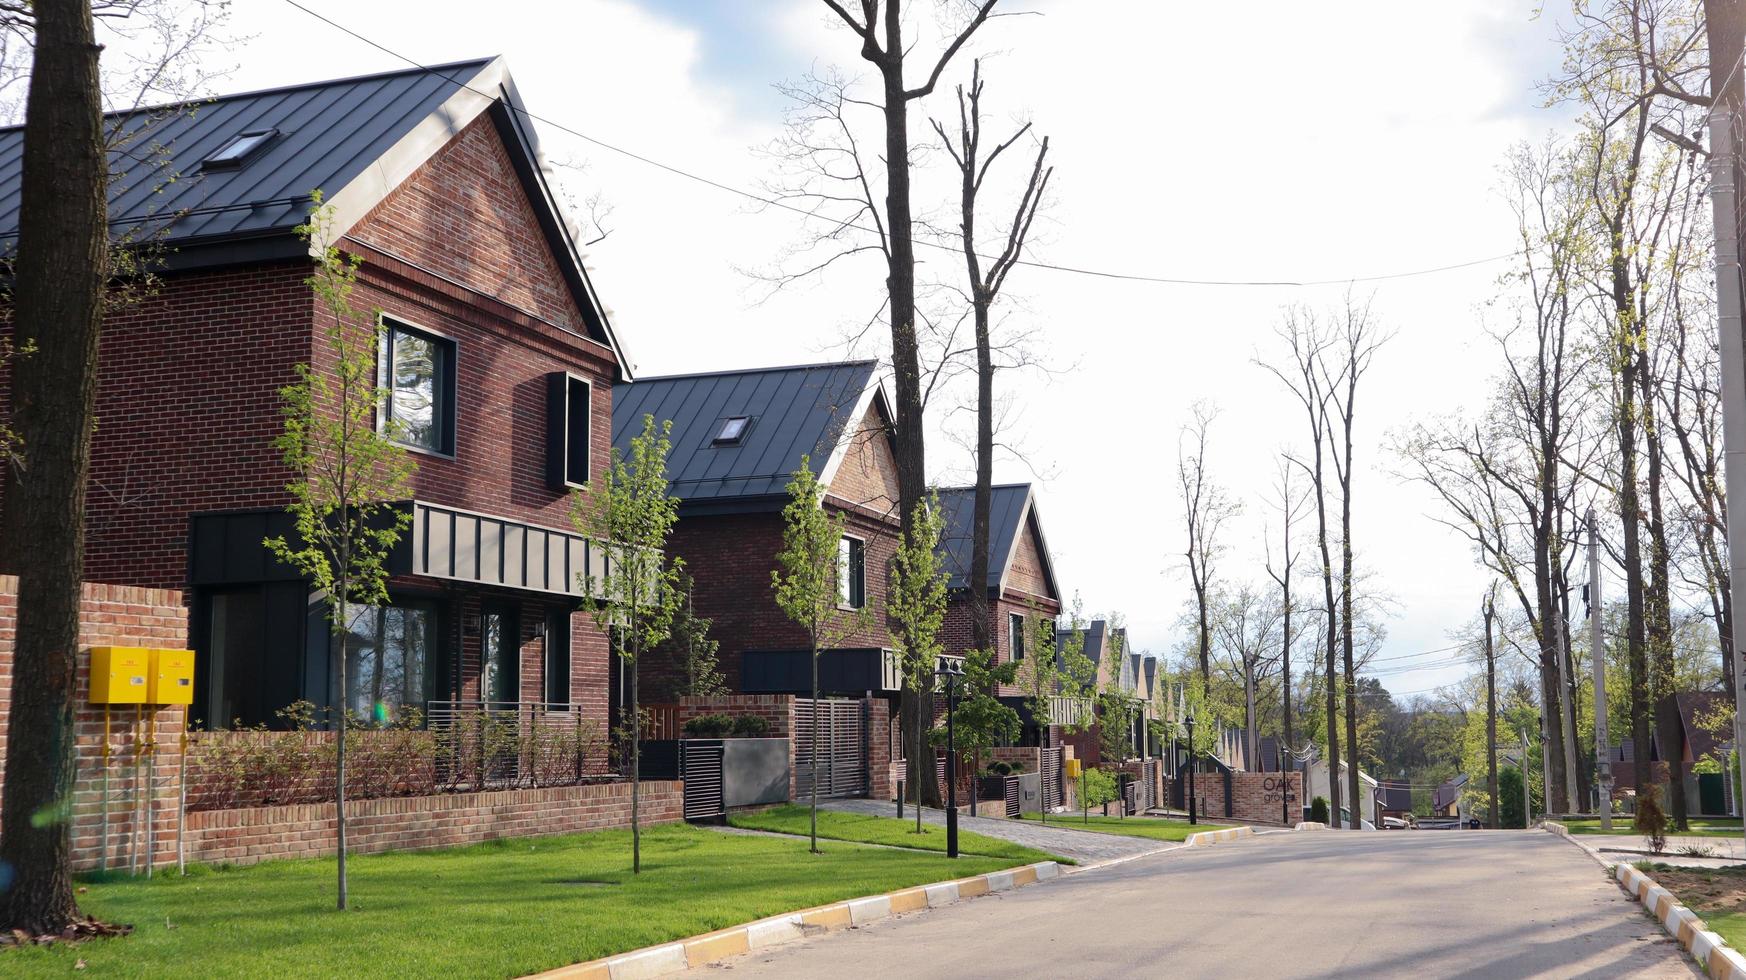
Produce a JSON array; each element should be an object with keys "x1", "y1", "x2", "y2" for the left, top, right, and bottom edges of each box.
[
  {"x1": 1707, "y1": 0, "x2": 1746, "y2": 854},
  {"x1": 1555, "y1": 594, "x2": 1580, "y2": 814},
  {"x1": 1485, "y1": 590, "x2": 1499, "y2": 830},
  {"x1": 1589, "y1": 510, "x2": 1612, "y2": 830}
]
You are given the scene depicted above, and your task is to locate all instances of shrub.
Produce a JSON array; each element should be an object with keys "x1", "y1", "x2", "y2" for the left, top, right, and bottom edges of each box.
[
  {"x1": 986, "y1": 761, "x2": 1012, "y2": 776},
  {"x1": 730, "y1": 714, "x2": 771, "y2": 738},
  {"x1": 683, "y1": 713, "x2": 735, "y2": 738},
  {"x1": 1637, "y1": 789, "x2": 1669, "y2": 854},
  {"x1": 1309, "y1": 796, "x2": 1330, "y2": 824}
]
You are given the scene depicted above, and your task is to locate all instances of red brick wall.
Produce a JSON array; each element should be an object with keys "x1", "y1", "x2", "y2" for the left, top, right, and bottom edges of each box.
[
  {"x1": 673, "y1": 694, "x2": 893, "y2": 802},
  {"x1": 0, "y1": 576, "x2": 191, "y2": 871},
  {"x1": 1006, "y1": 517, "x2": 1053, "y2": 598},
  {"x1": 1192, "y1": 771, "x2": 1302, "y2": 828},
  {"x1": 665, "y1": 510, "x2": 897, "y2": 691},
  {"x1": 348, "y1": 113, "x2": 589, "y2": 334},
  {"x1": 182, "y1": 780, "x2": 681, "y2": 868},
  {"x1": 824, "y1": 403, "x2": 899, "y2": 519}
]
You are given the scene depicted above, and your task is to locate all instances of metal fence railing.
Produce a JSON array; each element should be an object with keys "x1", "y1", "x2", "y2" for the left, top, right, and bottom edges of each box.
[{"x1": 185, "y1": 701, "x2": 610, "y2": 813}]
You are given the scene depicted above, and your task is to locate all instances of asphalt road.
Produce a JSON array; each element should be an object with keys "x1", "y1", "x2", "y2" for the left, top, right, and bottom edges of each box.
[{"x1": 727, "y1": 829, "x2": 1696, "y2": 979}]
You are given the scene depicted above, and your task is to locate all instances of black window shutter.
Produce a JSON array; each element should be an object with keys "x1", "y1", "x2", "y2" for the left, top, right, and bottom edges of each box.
[{"x1": 545, "y1": 372, "x2": 568, "y2": 491}]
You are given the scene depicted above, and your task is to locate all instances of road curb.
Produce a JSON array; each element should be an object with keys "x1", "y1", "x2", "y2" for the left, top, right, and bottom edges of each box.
[
  {"x1": 1294, "y1": 821, "x2": 1327, "y2": 831},
  {"x1": 1184, "y1": 826, "x2": 1255, "y2": 847},
  {"x1": 525, "y1": 860, "x2": 1063, "y2": 979},
  {"x1": 1613, "y1": 861, "x2": 1746, "y2": 978}
]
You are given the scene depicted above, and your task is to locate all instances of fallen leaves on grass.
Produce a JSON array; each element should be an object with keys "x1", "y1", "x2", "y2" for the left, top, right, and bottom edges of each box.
[{"x1": 0, "y1": 916, "x2": 132, "y2": 948}]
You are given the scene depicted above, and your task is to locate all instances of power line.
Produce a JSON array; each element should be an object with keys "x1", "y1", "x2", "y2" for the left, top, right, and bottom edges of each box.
[{"x1": 282, "y1": 0, "x2": 1526, "y2": 289}]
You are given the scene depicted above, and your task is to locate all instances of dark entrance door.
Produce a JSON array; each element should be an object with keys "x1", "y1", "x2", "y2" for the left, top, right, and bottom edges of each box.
[{"x1": 480, "y1": 601, "x2": 519, "y2": 703}]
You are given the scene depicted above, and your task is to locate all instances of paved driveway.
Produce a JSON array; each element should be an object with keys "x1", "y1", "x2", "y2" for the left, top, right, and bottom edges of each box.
[
  {"x1": 732, "y1": 829, "x2": 1695, "y2": 978},
  {"x1": 821, "y1": 799, "x2": 1169, "y2": 865}
]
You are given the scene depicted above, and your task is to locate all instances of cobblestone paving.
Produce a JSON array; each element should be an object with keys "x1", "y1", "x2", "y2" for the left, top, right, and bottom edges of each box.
[{"x1": 820, "y1": 799, "x2": 1170, "y2": 865}]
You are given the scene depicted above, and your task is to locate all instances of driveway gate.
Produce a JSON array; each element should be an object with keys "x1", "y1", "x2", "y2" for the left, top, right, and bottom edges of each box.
[
  {"x1": 680, "y1": 739, "x2": 726, "y2": 821},
  {"x1": 794, "y1": 698, "x2": 867, "y2": 798},
  {"x1": 1041, "y1": 747, "x2": 1064, "y2": 809}
]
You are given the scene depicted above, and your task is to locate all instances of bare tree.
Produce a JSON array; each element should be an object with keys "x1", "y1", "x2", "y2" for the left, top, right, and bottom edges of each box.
[
  {"x1": 1178, "y1": 402, "x2": 1238, "y2": 696},
  {"x1": 932, "y1": 59, "x2": 1050, "y2": 657},
  {"x1": 1261, "y1": 311, "x2": 1343, "y2": 826},
  {"x1": 1320, "y1": 295, "x2": 1391, "y2": 831},
  {"x1": 1265, "y1": 454, "x2": 1309, "y2": 765},
  {"x1": 1214, "y1": 582, "x2": 1284, "y2": 771},
  {"x1": 808, "y1": 1, "x2": 1004, "y2": 805}
]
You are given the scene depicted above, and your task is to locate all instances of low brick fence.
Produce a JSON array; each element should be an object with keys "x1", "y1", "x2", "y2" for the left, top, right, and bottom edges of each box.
[
  {"x1": 1187, "y1": 770, "x2": 1303, "y2": 827},
  {"x1": 185, "y1": 780, "x2": 683, "y2": 867},
  {"x1": 0, "y1": 577, "x2": 680, "y2": 873},
  {"x1": 669, "y1": 694, "x2": 894, "y2": 802}
]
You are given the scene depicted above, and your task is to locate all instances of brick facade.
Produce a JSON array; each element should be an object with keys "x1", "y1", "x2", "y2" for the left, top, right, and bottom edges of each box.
[
  {"x1": 1186, "y1": 770, "x2": 1303, "y2": 828},
  {"x1": 0, "y1": 93, "x2": 621, "y2": 737}
]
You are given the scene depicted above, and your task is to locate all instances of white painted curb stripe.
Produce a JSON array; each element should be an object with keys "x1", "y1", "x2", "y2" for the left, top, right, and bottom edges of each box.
[
  {"x1": 1185, "y1": 826, "x2": 1256, "y2": 847},
  {"x1": 1604, "y1": 856, "x2": 1744, "y2": 975},
  {"x1": 925, "y1": 882, "x2": 960, "y2": 907},
  {"x1": 606, "y1": 943, "x2": 687, "y2": 980},
  {"x1": 986, "y1": 870, "x2": 1016, "y2": 892},
  {"x1": 745, "y1": 916, "x2": 803, "y2": 950},
  {"x1": 846, "y1": 896, "x2": 890, "y2": 926},
  {"x1": 1033, "y1": 861, "x2": 1061, "y2": 880}
]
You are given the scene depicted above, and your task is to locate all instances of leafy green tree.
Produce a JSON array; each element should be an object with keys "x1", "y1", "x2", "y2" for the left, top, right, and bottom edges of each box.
[
  {"x1": 890, "y1": 493, "x2": 949, "y2": 833},
  {"x1": 670, "y1": 570, "x2": 725, "y2": 699},
  {"x1": 773, "y1": 457, "x2": 870, "y2": 851},
  {"x1": 265, "y1": 198, "x2": 416, "y2": 910},
  {"x1": 930, "y1": 646, "x2": 1019, "y2": 800},
  {"x1": 577, "y1": 413, "x2": 684, "y2": 874}
]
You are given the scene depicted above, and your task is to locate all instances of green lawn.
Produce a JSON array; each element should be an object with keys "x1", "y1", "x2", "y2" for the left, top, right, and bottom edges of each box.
[
  {"x1": 729, "y1": 804, "x2": 1067, "y2": 864},
  {"x1": 1014, "y1": 812, "x2": 1229, "y2": 842},
  {"x1": 1557, "y1": 816, "x2": 1744, "y2": 838},
  {"x1": 1631, "y1": 864, "x2": 1746, "y2": 952},
  {"x1": 1, "y1": 823, "x2": 1025, "y2": 978}
]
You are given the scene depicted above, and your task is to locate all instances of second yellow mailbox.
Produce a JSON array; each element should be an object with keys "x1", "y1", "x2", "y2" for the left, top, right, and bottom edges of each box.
[
  {"x1": 1065, "y1": 758, "x2": 1082, "y2": 779},
  {"x1": 148, "y1": 649, "x2": 196, "y2": 705}
]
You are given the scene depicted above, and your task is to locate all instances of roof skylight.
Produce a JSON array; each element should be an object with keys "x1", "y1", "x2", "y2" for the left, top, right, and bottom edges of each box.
[{"x1": 202, "y1": 129, "x2": 278, "y2": 170}]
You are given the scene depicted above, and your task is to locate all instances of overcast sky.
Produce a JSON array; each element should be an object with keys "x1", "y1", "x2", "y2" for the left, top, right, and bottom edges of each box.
[{"x1": 211, "y1": 0, "x2": 1585, "y2": 700}]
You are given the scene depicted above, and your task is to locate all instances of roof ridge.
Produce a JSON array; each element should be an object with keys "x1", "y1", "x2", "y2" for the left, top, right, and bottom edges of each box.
[
  {"x1": 934, "y1": 482, "x2": 1033, "y2": 493},
  {"x1": 0, "y1": 57, "x2": 499, "y2": 136},
  {"x1": 626, "y1": 358, "x2": 878, "y2": 384}
]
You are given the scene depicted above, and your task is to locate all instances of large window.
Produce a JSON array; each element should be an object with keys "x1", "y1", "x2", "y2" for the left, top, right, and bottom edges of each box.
[
  {"x1": 207, "y1": 590, "x2": 266, "y2": 728},
  {"x1": 381, "y1": 318, "x2": 455, "y2": 455},
  {"x1": 544, "y1": 609, "x2": 571, "y2": 707},
  {"x1": 1009, "y1": 613, "x2": 1026, "y2": 662},
  {"x1": 344, "y1": 600, "x2": 438, "y2": 724},
  {"x1": 837, "y1": 535, "x2": 866, "y2": 609},
  {"x1": 481, "y1": 602, "x2": 520, "y2": 703}
]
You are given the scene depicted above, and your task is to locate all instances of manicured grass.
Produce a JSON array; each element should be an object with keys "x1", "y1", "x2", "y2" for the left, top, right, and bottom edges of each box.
[
  {"x1": 1, "y1": 823, "x2": 1024, "y2": 978},
  {"x1": 1557, "y1": 816, "x2": 1744, "y2": 838},
  {"x1": 1014, "y1": 812, "x2": 1230, "y2": 842},
  {"x1": 729, "y1": 804, "x2": 1067, "y2": 864}
]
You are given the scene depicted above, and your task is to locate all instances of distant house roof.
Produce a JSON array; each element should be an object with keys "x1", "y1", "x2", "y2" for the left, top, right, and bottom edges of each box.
[
  {"x1": 1376, "y1": 781, "x2": 1413, "y2": 812},
  {"x1": 934, "y1": 484, "x2": 1060, "y2": 599},
  {"x1": 0, "y1": 57, "x2": 627, "y2": 373},
  {"x1": 1056, "y1": 619, "x2": 1108, "y2": 669},
  {"x1": 611, "y1": 360, "x2": 887, "y2": 515},
  {"x1": 1432, "y1": 773, "x2": 1468, "y2": 812},
  {"x1": 1677, "y1": 691, "x2": 1729, "y2": 765}
]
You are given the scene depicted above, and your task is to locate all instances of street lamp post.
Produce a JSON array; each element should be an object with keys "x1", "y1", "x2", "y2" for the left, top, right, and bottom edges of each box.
[
  {"x1": 1185, "y1": 703, "x2": 1198, "y2": 826},
  {"x1": 935, "y1": 656, "x2": 965, "y2": 859}
]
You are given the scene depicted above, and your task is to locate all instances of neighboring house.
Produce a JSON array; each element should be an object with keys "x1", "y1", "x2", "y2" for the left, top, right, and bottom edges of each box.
[
  {"x1": 612, "y1": 359, "x2": 898, "y2": 696},
  {"x1": 1432, "y1": 773, "x2": 1470, "y2": 821},
  {"x1": 1302, "y1": 750, "x2": 1379, "y2": 828},
  {"x1": 934, "y1": 483, "x2": 1065, "y2": 743},
  {"x1": 1607, "y1": 690, "x2": 1734, "y2": 816},
  {"x1": 1053, "y1": 618, "x2": 1133, "y2": 766},
  {"x1": 1375, "y1": 780, "x2": 1414, "y2": 823},
  {"x1": 0, "y1": 57, "x2": 628, "y2": 733}
]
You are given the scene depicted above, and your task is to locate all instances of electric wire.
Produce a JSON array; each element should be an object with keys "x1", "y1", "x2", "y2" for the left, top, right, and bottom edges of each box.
[{"x1": 282, "y1": 0, "x2": 1527, "y2": 289}]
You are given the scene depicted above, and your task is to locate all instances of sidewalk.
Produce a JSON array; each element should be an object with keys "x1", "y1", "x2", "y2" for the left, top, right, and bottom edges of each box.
[
  {"x1": 820, "y1": 799, "x2": 1169, "y2": 866},
  {"x1": 1564, "y1": 829, "x2": 1746, "y2": 868}
]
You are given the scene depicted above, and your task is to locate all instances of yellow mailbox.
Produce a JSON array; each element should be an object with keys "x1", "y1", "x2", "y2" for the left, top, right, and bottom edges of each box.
[
  {"x1": 1065, "y1": 758, "x2": 1082, "y2": 779},
  {"x1": 88, "y1": 647, "x2": 150, "y2": 704},
  {"x1": 148, "y1": 648, "x2": 196, "y2": 705}
]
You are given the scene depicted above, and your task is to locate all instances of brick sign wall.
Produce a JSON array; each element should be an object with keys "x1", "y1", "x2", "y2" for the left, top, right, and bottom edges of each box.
[{"x1": 1189, "y1": 770, "x2": 1303, "y2": 827}]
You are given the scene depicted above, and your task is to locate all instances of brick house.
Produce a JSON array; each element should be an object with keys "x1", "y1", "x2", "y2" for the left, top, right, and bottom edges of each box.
[
  {"x1": 933, "y1": 484, "x2": 1065, "y2": 743},
  {"x1": 612, "y1": 359, "x2": 902, "y2": 796},
  {"x1": 0, "y1": 57, "x2": 630, "y2": 736}
]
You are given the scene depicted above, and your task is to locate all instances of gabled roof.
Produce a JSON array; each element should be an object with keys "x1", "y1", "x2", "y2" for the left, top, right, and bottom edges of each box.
[
  {"x1": 612, "y1": 360, "x2": 887, "y2": 514},
  {"x1": 0, "y1": 57, "x2": 627, "y2": 374},
  {"x1": 1056, "y1": 619, "x2": 1107, "y2": 668},
  {"x1": 934, "y1": 483, "x2": 1061, "y2": 599}
]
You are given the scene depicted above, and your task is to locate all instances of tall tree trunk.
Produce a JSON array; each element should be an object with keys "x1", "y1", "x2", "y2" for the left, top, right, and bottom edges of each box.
[
  {"x1": 0, "y1": 0, "x2": 108, "y2": 935},
  {"x1": 1340, "y1": 475, "x2": 1361, "y2": 830},
  {"x1": 1280, "y1": 573, "x2": 1293, "y2": 766},
  {"x1": 1314, "y1": 472, "x2": 1340, "y2": 828},
  {"x1": 1641, "y1": 362, "x2": 1687, "y2": 827}
]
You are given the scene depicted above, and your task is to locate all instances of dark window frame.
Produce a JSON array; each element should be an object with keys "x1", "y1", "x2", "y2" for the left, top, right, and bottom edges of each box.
[
  {"x1": 837, "y1": 534, "x2": 866, "y2": 610},
  {"x1": 480, "y1": 600, "x2": 521, "y2": 704},
  {"x1": 340, "y1": 595, "x2": 443, "y2": 726},
  {"x1": 544, "y1": 608, "x2": 572, "y2": 708},
  {"x1": 379, "y1": 315, "x2": 457, "y2": 458},
  {"x1": 545, "y1": 371, "x2": 592, "y2": 490},
  {"x1": 1009, "y1": 612, "x2": 1026, "y2": 662},
  {"x1": 711, "y1": 415, "x2": 753, "y2": 447},
  {"x1": 201, "y1": 128, "x2": 278, "y2": 170}
]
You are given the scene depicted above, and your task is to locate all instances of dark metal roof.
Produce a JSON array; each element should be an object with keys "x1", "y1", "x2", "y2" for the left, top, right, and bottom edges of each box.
[
  {"x1": 612, "y1": 360, "x2": 882, "y2": 512},
  {"x1": 1057, "y1": 619, "x2": 1107, "y2": 665},
  {"x1": 935, "y1": 484, "x2": 1029, "y2": 592},
  {"x1": 0, "y1": 58, "x2": 492, "y2": 250}
]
